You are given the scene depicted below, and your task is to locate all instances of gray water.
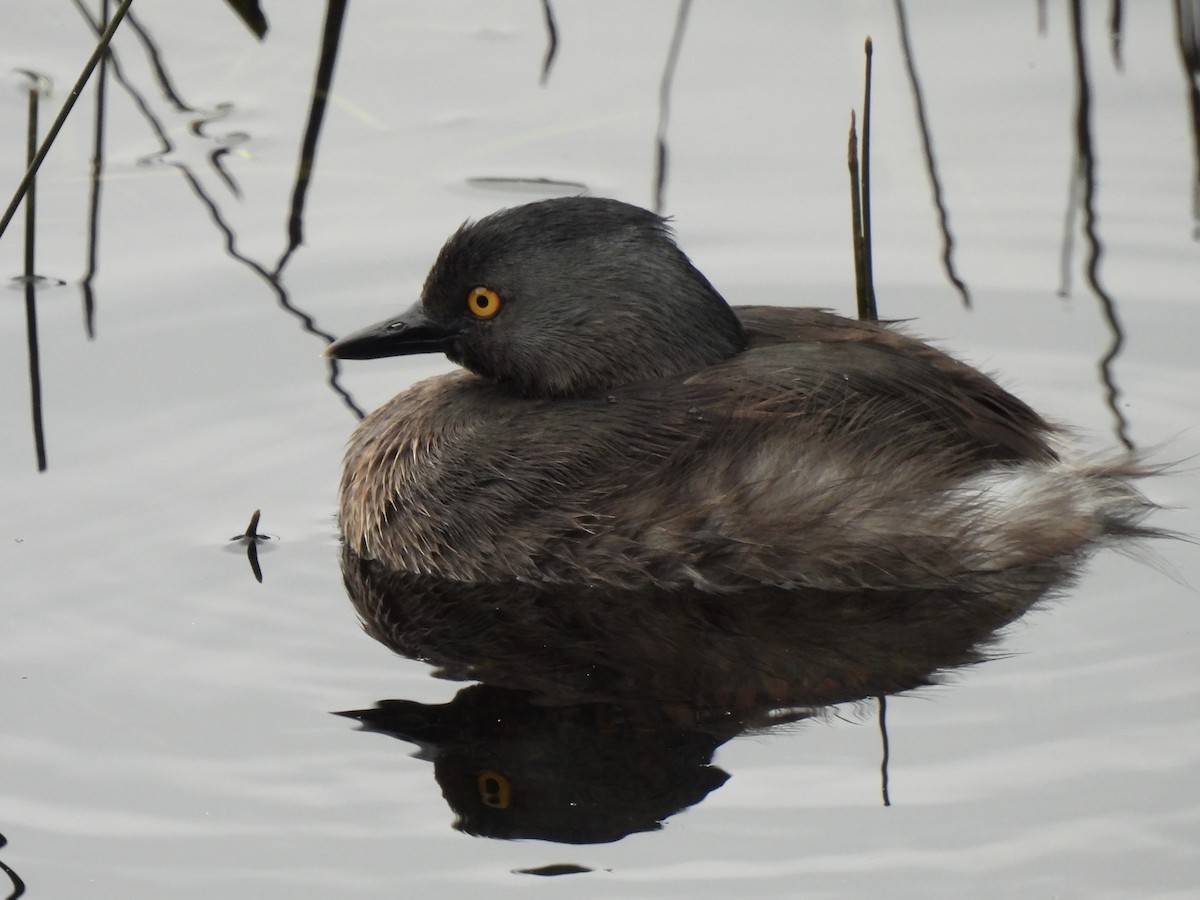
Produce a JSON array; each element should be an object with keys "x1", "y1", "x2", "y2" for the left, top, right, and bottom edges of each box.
[{"x1": 2, "y1": 2, "x2": 1198, "y2": 897}]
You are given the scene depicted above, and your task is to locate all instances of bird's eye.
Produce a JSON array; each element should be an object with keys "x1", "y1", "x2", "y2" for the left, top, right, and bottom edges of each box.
[
  {"x1": 466, "y1": 287, "x2": 502, "y2": 319},
  {"x1": 476, "y1": 770, "x2": 512, "y2": 809}
]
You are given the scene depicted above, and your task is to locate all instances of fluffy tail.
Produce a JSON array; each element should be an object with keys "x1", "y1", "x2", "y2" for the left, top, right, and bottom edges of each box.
[{"x1": 958, "y1": 453, "x2": 1165, "y2": 570}]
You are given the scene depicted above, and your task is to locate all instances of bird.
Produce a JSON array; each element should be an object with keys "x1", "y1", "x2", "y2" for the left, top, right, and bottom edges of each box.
[{"x1": 324, "y1": 196, "x2": 1154, "y2": 592}]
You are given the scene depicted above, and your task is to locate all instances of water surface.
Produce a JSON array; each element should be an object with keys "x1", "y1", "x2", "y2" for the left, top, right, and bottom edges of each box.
[{"x1": 2, "y1": 2, "x2": 1198, "y2": 897}]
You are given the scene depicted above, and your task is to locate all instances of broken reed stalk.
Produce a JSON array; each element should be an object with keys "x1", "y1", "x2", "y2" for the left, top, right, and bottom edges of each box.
[
  {"x1": 848, "y1": 37, "x2": 878, "y2": 321},
  {"x1": 861, "y1": 37, "x2": 876, "y2": 318},
  {"x1": 0, "y1": 0, "x2": 133, "y2": 242},
  {"x1": 848, "y1": 114, "x2": 870, "y2": 320}
]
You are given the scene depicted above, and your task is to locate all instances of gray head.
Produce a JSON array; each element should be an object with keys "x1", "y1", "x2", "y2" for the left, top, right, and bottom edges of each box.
[{"x1": 324, "y1": 197, "x2": 747, "y2": 398}]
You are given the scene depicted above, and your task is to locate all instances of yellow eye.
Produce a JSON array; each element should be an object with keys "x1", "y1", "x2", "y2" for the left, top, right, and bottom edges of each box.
[{"x1": 467, "y1": 286, "x2": 502, "y2": 319}]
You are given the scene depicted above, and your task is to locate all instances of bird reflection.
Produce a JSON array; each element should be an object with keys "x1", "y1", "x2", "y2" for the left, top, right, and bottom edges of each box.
[
  {"x1": 340, "y1": 682, "x2": 731, "y2": 845},
  {"x1": 337, "y1": 545, "x2": 1087, "y2": 844}
]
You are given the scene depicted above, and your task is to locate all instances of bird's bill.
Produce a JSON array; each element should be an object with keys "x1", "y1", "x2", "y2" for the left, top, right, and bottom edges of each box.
[{"x1": 322, "y1": 302, "x2": 459, "y2": 360}]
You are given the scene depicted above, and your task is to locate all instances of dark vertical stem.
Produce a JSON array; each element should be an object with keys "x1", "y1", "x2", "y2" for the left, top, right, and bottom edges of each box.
[
  {"x1": 1068, "y1": 0, "x2": 1133, "y2": 451},
  {"x1": 848, "y1": 113, "x2": 871, "y2": 321},
  {"x1": 82, "y1": 0, "x2": 110, "y2": 339},
  {"x1": 878, "y1": 696, "x2": 891, "y2": 807},
  {"x1": 860, "y1": 38, "x2": 876, "y2": 317},
  {"x1": 894, "y1": 0, "x2": 971, "y2": 306},
  {"x1": 1108, "y1": 0, "x2": 1124, "y2": 69},
  {"x1": 1172, "y1": 0, "x2": 1200, "y2": 240},
  {"x1": 274, "y1": 0, "x2": 349, "y2": 276},
  {"x1": 538, "y1": 0, "x2": 559, "y2": 85},
  {"x1": 848, "y1": 40, "x2": 878, "y2": 322},
  {"x1": 653, "y1": 0, "x2": 691, "y2": 214},
  {"x1": 1037, "y1": 0, "x2": 1048, "y2": 35},
  {"x1": 24, "y1": 85, "x2": 48, "y2": 472},
  {"x1": 24, "y1": 93, "x2": 36, "y2": 283}
]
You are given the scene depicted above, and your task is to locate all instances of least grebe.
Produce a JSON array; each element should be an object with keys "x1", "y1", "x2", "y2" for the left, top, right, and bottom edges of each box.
[{"x1": 326, "y1": 197, "x2": 1153, "y2": 590}]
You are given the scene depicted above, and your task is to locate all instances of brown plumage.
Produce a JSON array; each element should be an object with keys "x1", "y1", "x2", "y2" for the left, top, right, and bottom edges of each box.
[{"x1": 326, "y1": 197, "x2": 1155, "y2": 591}]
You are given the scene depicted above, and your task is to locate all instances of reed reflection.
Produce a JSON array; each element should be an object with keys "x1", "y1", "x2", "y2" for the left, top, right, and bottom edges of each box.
[
  {"x1": 68, "y1": 0, "x2": 363, "y2": 418},
  {"x1": 894, "y1": 0, "x2": 971, "y2": 307},
  {"x1": 0, "y1": 830, "x2": 24, "y2": 900},
  {"x1": 1065, "y1": 0, "x2": 1134, "y2": 452},
  {"x1": 1174, "y1": 0, "x2": 1200, "y2": 239},
  {"x1": 80, "y1": 0, "x2": 110, "y2": 339}
]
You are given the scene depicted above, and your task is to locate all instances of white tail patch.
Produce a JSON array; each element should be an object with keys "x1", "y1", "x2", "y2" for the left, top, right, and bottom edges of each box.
[{"x1": 955, "y1": 455, "x2": 1155, "y2": 567}]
